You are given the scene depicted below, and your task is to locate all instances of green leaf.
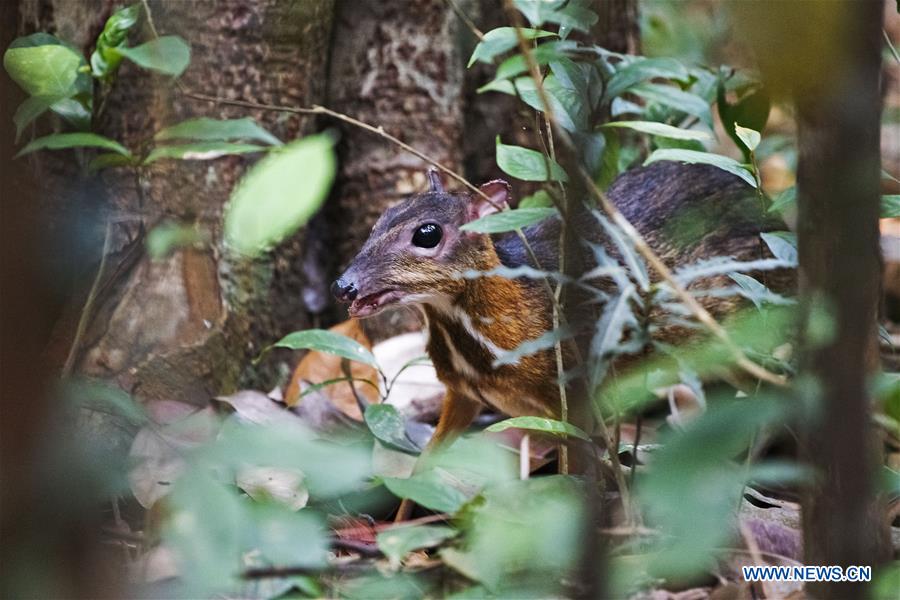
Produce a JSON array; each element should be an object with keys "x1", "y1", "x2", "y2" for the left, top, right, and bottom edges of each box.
[
  {"x1": 734, "y1": 124, "x2": 761, "y2": 152},
  {"x1": 273, "y1": 328, "x2": 375, "y2": 366},
  {"x1": 513, "y1": 0, "x2": 598, "y2": 35},
  {"x1": 486, "y1": 416, "x2": 590, "y2": 441},
  {"x1": 248, "y1": 504, "x2": 328, "y2": 567},
  {"x1": 518, "y1": 189, "x2": 554, "y2": 208},
  {"x1": 460, "y1": 207, "x2": 557, "y2": 234},
  {"x1": 224, "y1": 133, "x2": 336, "y2": 256},
  {"x1": 155, "y1": 117, "x2": 282, "y2": 146},
  {"x1": 631, "y1": 83, "x2": 713, "y2": 129},
  {"x1": 91, "y1": 3, "x2": 140, "y2": 79},
  {"x1": 365, "y1": 404, "x2": 421, "y2": 454},
  {"x1": 16, "y1": 132, "x2": 130, "y2": 158},
  {"x1": 761, "y1": 231, "x2": 798, "y2": 265},
  {"x1": 66, "y1": 378, "x2": 147, "y2": 426},
  {"x1": 467, "y1": 27, "x2": 554, "y2": 67},
  {"x1": 383, "y1": 472, "x2": 469, "y2": 514},
  {"x1": 88, "y1": 152, "x2": 138, "y2": 173},
  {"x1": 49, "y1": 97, "x2": 92, "y2": 131},
  {"x1": 603, "y1": 120, "x2": 712, "y2": 141},
  {"x1": 644, "y1": 148, "x2": 756, "y2": 188},
  {"x1": 144, "y1": 141, "x2": 266, "y2": 163},
  {"x1": 496, "y1": 137, "x2": 567, "y2": 182},
  {"x1": 377, "y1": 525, "x2": 457, "y2": 569},
  {"x1": 882, "y1": 195, "x2": 900, "y2": 218},
  {"x1": 3, "y1": 38, "x2": 81, "y2": 97},
  {"x1": 13, "y1": 95, "x2": 63, "y2": 141},
  {"x1": 768, "y1": 186, "x2": 796, "y2": 214},
  {"x1": 605, "y1": 57, "x2": 690, "y2": 101},
  {"x1": 717, "y1": 78, "x2": 769, "y2": 162},
  {"x1": 116, "y1": 36, "x2": 190, "y2": 76}
]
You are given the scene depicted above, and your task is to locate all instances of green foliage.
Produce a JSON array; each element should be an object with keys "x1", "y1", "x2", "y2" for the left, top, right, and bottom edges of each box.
[
  {"x1": 146, "y1": 221, "x2": 208, "y2": 259},
  {"x1": 377, "y1": 525, "x2": 457, "y2": 570},
  {"x1": 116, "y1": 35, "x2": 191, "y2": 76},
  {"x1": 460, "y1": 206, "x2": 558, "y2": 234},
  {"x1": 224, "y1": 134, "x2": 336, "y2": 256},
  {"x1": 3, "y1": 34, "x2": 82, "y2": 97},
  {"x1": 883, "y1": 194, "x2": 900, "y2": 218},
  {"x1": 761, "y1": 231, "x2": 798, "y2": 265},
  {"x1": 717, "y1": 77, "x2": 770, "y2": 161},
  {"x1": 603, "y1": 120, "x2": 712, "y2": 141},
  {"x1": 144, "y1": 141, "x2": 265, "y2": 163},
  {"x1": 155, "y1": 117, "x2": 283, "y2": 145},
  {"x1": 485, "y1": 416, "x2": 590, "y2": 441},
  {"x1": 91, "y1": 3, "x2": 140, "y2": 80},
  {"x1": 467, "y1": 27, "x2": 555, "y2": 67},
  {"x1": 15, "y1": 132, "x2": 131, "y2": 158},
  {"x1": 645, "y1": 148, "x2": 757, "y2": 187},
  {"x1": 495, "y1": 137, "x2": 568, "y2": 181},
  {"x1": 365, "y1": 404, "x2": 421, "y2": 454},
  {"x1": 272, "y1": 327, "x2": 375, "y2": 365}
]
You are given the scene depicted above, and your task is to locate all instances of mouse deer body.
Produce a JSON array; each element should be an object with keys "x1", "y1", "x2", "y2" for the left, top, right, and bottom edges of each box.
[{"x1": 333, "y1": 162, "x2": 789, "y2": 454}]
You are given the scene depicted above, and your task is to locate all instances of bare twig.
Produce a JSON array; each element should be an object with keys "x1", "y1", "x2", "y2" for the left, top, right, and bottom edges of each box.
[
  {"x1": 63, "y1": 220, "x2": 113, "y2": 377},
  {"x1": 445, "y1": 0, "x2": 484, "y2": 40}
]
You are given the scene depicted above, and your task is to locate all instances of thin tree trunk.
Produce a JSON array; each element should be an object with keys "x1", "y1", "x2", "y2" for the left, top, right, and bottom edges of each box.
[
  {"x1": 794, "y1": 1, "x2": 890, "y2": 595},
  {"x1": 591, "y1": 0, "x2": 641, "y2": 55}
]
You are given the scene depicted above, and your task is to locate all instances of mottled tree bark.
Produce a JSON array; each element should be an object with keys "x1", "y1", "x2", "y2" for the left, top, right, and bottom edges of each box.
[
  {"x1": 591, "y1": 0, "x2": 641, "y2": 55},
  {"x1": 18, "y1": 0, "x2": 335, "y2": 404},
  {"x1": 322, "y1": 0, "x2": 467, "y2": 335},
  {"x1": 793, "y1": 2, "x2": 891, "y2": 597}
]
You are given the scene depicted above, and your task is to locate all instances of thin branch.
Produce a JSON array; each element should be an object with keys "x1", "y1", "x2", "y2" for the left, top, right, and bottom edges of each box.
[
  {"x1": 63, "y1": 220, "x2": 113, "y2": 377},
  {"x1": 445, "y1": 0, "x2": 484, "y2": 40},
  {"x1": 884, "y1": 29, "x2": 900, "y2": 65}
]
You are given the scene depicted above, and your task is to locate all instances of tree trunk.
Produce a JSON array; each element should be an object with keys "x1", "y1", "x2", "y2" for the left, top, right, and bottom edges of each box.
[
  {"x1": 321, "y1": 0, "x2": 467, "y2": 336},
  {"x1": 18, "y1": 0, "x2": 335, "y2": 404},
  {"x1": 793, "y1": 2, "x2": 890, "y2": 596},
  {"x1": 591, "y1": 0, "x2": 641, "y2": 55}
]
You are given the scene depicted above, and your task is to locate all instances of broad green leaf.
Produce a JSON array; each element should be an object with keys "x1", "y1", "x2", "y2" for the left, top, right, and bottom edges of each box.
[
  {"x1": 734, "y1": 124, "x2": 761, "y2": 152},
  {"x1": 155, "y1": 117, "x2": 282, "y2": 146},
  {"x1": 761, "y1": 231, "x2": 798, "y2": 265},
  {"x1": 116, "y1": 36, "x2": 190, "y2": 76},
  {"x1": 882, "y1": 195, "x2": 900, "y2": 218},
  {"x1": 486, "y1": 416, "x2": 590, "y2": 441},
  {"x1": 631, "y1": 83, "x2": 713, "y2": 129},
  {"x1": 644, "y1": 148, "x2": 756, "y2": 188},
  {"x1": 377, "y1": 525, "x2": 457, "y2": 569},
  {"x1": 717, "y1": 78, "x2": 769, "y2": 162},
  {"x1": 383, "y1": 472, "x2": 469, "y2": 514},
  {"x1": 460, "y1": 207, "x2": 557, "y2": 234},
  {"x1": 88, "y1": 152, "x2": 137, "y2": 173},
  {"x1": 467, "y1": 27, "x2": 554, "y2": 67},
  {"x1": 496, "y1": 137, "x2": 567, "y2": 182},
  {"x1": 224, "y1": 133, "x2": 336, "y2": 256},
  {"x1": 91, "y1": 3, "x2": 140, "y2": 79},
  {"x1": 248, "y1": 504, "x2": 328, "y2": 567},
  {"x1": 518, "y1": 189, "x2": 554, "y2": 208},
  {"x1": 365, "y1": 404, "x2": 420, "y2": 454},
  {"x1": 3, "y1": 39, "x2": 81, "y2": 97},
  {"x1": 144, "y1": 141, "x2": 265, "y2": 163},
  {"x1": 491, "y1": 42, "x2": 571, "y2": 81},
  {"x1": 13, "y1": 95, "x2": 63, "y2": 141},
  {"x1": 513, "y1": 0, "x2": 598, "y2": 36},
  {"x1": 49, "y1": 97, "x2": 92, "y2": 131},
  {"x1": 605, "y1": 57, "x2": 690, "y2": 101},
  {"x1": 273, "y1": 328, "x2": 375, "y2": 365},
  {"x1": 603, "y1": 120, "x2": 712, "y2": 141},
  {"x1": 768, "y1": 186, "x2": 796, "y2": 214},
  {"x1": 16, "y1": 132, "x2": 130, "y2": 158}
]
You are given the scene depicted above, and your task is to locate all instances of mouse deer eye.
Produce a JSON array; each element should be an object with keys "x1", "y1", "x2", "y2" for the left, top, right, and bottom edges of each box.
[{"x1": 412, "y1": 223, "x2": 442, "y2": 248}]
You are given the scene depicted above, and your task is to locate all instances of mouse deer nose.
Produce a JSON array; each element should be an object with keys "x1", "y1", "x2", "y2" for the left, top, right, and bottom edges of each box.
[{"x1": 331, "y1": 277, "x2": 358, "y2": 302}]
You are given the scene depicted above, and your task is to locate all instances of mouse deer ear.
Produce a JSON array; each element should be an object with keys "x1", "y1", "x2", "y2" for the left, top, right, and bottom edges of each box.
[
  {"x1": 427, "y1": 169, "x2": 445, "y2": 193},
  {"x1": 468, "y1": 179, "x2": 513, "y2": 222}
]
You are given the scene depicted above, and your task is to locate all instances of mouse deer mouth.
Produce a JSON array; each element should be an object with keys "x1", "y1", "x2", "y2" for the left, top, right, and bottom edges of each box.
[{"x1": 348, "y1": 289, "x2": 407, "y2": 318}]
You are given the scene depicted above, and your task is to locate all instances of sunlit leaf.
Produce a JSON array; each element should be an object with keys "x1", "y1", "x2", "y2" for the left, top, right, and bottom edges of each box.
[
  {"x1": 461, "y1": 206, "x2": 558, "y2": 234},
  {"x1": 3, "y1": 34, "x2": 81, "y2": 97},
  {"x1": 16, "y1": 132, "x2": 131, "y2": 158},
  {"x1": 224, "y1": 133, "x2": 336, "y2": 256},
  {"x1": 273, "y1": 328, "x2": 376, "y2": 366},
  {"x1": 486, "y1": 416, "x2": 590, "y2": 441},
  {"x1": 603, "y1": 120, "x2": 712, "y2": 141},
  {"x1": 761, "y1": 231, "x2": 798, "y2": 265},
  {"x1": 144, "y1": 141, "x2": 265, "y2": 163},
  {"x1": 605, "y1": 57, "x2": 690, "y2": 100},
  {"x1": 631, "y1": 83, "x2": 713, "y2": 129},
  {"x1": 116, "y1": 35, "x2": 191, "y2": 76},
  {"x1": 467, "y1": 27, "x2": 554, "y2": 67},
  {"x1": 644, "y1": 148, "x2": 756, "y2": 187},
  {"x1": 734, "y1": 124, "x2": 761, "y2": 152},
  {"x1": 155, "y1": 117, "x2": 282, "y2": 146},
  {"x1": 90, "y1": 3, "x2": 140, "y2": 79},
  {"x1": 377, "y1": 525, "x2": 457, "y2": 569},
  {"x1": 496, "y1": 137, "x2": 568, "y2": 182}
]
